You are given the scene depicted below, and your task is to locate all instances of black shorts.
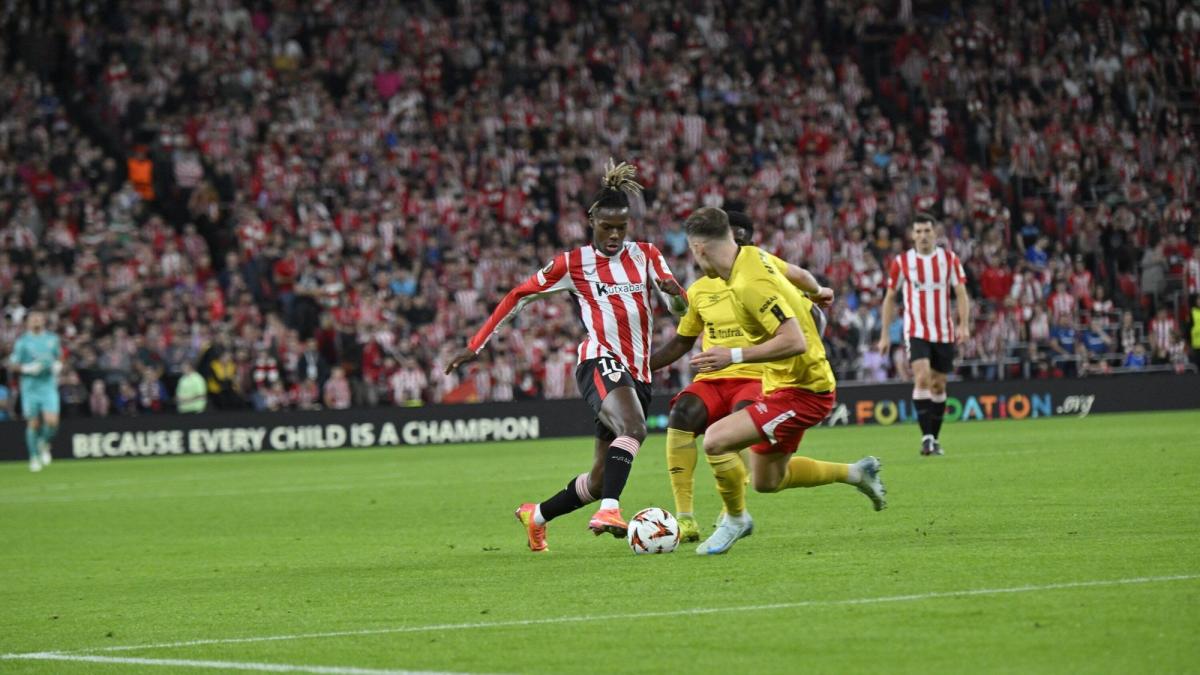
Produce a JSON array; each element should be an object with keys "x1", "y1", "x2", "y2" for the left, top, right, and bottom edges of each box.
[
  {"x1": 575, "y1": 356, "x2": 652, "y2": 439},
  {"x1": 907, "y1": 337, "x2": 956, "y2": 374}
]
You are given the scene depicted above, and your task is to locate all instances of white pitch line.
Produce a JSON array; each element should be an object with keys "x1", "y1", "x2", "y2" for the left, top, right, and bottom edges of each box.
[
  {"x1": 44, "y1": 573, "x2": 1200, "y2": 655},
  {"x1": 0, "y1": 652, "x2": 487, "y2": 675}
]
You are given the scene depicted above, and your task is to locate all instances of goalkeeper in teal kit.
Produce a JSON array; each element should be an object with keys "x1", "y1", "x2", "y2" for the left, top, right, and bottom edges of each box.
[{"x1": 8, "y1": 312, "x2": 62, "y2": 472}]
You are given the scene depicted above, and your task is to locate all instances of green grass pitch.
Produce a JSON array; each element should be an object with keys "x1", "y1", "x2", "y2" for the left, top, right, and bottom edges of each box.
[{"x1": 2, "y1": 410, "x2": 1199, "y2": 674}]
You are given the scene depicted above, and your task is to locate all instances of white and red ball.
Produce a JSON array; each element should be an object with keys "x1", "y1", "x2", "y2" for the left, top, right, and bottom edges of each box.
[{"x1": 626, "y1": 507, "x2": 681, "y2": 554}]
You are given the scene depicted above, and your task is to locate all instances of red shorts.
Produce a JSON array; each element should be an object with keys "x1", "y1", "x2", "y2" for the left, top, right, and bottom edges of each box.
[
  {"x1": 670, "y1": 378, "x2": 762, "y2": 426},
  {"x1": 745, "y1": 388, "x2": 836, "y2": 455}
]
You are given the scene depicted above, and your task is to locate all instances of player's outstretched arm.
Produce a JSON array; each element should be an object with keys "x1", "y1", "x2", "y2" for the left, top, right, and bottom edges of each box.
[
  {"x1": 444, "y1": 348, "x2": 478, "y2": 374},
  {"x1": 649, "y1": 332, "x2": 698, "y2": 371},
  {"x1": 783, "y1": 263, "x2": 834, "y2": 308},
  {"x1": 640, "y1": 242, "x2": 687, "y2": 316},
  {"x1": 692, "y1": 319, "x2": 807, "y2": 373},
  {"x1": 446, "y1": 283, "x2": 536, "y2": 374},
  {"x1": 656, "y1": 277, "x2": 686, "y2": 297},
  {"x1": 447, "y1": 254, "x2": 572, "y2": 373},
  {"x1": 654, "y1": 277, "x2": 689, "y2": 316}
]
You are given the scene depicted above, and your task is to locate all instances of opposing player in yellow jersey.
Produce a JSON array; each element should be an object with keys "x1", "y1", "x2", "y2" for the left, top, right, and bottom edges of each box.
[
  {"x1": 650, "y1": 212, "x2": 833, "y2": 542},
  {"x1": 681, "y1": 207, "x2": 886, "y2": 555}
]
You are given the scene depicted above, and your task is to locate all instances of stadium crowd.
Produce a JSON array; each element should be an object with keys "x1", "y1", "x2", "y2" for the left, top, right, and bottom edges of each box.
[{"x1": 1, "y1": 0, "x2": 1198, "y2": 419}]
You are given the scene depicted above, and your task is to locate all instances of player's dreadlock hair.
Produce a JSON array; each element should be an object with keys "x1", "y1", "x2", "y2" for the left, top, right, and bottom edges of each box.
[{"x1": 587, "y1": 158, "x2": 644, "y2": 216}]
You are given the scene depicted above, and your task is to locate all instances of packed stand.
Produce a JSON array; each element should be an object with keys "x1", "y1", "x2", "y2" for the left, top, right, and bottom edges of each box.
[
  {"x1": 2, "y1": 1, "x2": 1199, "y2": 420},
  {"x1": 0, "y1": 15, "x2": 189, "y2": 421}
]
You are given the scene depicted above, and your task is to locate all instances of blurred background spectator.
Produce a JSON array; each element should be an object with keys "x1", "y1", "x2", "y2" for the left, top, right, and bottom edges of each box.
[{"x1": 0, "y1": 0, "x2": 1196, "y2": 418}]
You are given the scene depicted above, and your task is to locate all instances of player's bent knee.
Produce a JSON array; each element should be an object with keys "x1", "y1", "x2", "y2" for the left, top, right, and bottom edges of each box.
[
  {"x1": 702, "y1": 433, "x2": 735, "y2": 456},
  {"x1": 669, "y1": 397, "x2": 707, "y2": 434},
  {"x1": 601, "y1": 413, "x2": 646, "y2": 442},
  {"x1": 752, "y1": 474, "x2": 779, "y2": 493},
  {"x1": 619, "y1": 419, "x2": 648, "y2": 442}
]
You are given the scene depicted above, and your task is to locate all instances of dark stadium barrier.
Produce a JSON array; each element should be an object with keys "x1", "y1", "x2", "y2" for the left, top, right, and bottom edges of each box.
[
  {"x1": 0, "y1": 401, "x2": 596, "y2": 462},
  {"x1": 647, "y1": 372, "x2": 1200, "y2": 429},
  {"x1": 1, "y1": 373, "x2": 1197, "y2": 462},
  {"x1": 647, "y1": 372, "x2": 1200, "y2": 431}
]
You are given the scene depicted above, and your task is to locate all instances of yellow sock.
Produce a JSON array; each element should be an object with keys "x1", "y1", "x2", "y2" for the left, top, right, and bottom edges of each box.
[
  {"x1": 665, "y1": 428, "x2": 697, "y2": 515},
  {"x1": 776, "y1": 456, "x2": 849, "y2": 491},
  {"x1": 737, "y1": 448, "x2": 752, "y2": 485},
  {"x1": 706, "y1": 452, "x2": 747, "y2": 516}
]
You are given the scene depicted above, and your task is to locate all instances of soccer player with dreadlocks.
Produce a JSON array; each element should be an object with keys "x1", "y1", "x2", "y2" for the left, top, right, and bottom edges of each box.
[{"x1": 446, "y1": 160, "x2": 687, "y2": 552}]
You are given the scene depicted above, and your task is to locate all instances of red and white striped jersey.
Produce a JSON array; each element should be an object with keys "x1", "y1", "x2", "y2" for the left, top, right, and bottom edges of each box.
[
  {"x1": 389, "y1": 367, "x2": 427, "y2": 403},
  {"x1": 678, "y1": 114, "x2": 706, "y2": 150},
  {"x1": 930, "y1": 104, "x2": 950, "y2": 137},
  {"x1": 1149, "y1": 317, "x2": 1178, "y2": 352},
  {"x1": 467, "y1": 242, "x2": 679, "y2": 383},
  {"x1": 1185, "y1": 256, "x2": 1200, "y2": 295},
  {"x1": 541, "y1": 349, "x2": 575, "y2": 399},
  {"x1": 1048, "y1": 291, "x2": 1077, "y2": 323},
  {"x1": 887, "y1": 247, "x2": 967, "y2": 344}
]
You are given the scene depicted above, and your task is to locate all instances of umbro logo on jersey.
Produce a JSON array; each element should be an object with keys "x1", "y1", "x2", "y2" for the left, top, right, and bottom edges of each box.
[
  {"x1": 754, "y1": 403, "x2": 768, "y2": 413},
  {"x1": 594, "y1": 281, "x2": 645, "y2": 298}
]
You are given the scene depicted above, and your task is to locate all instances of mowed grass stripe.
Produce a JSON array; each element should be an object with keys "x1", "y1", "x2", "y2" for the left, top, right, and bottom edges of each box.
[{"x1": 2, "y1": 410, "x2": 1198, "y2": 674}]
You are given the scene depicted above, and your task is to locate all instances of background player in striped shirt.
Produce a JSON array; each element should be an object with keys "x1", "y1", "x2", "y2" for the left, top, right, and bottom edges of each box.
[
  {"x1": 876, "y1": 213, "x2": 972, "y2": 456},
  {"x1": 681, "y1": 207, "x2": 886, "y2": 555},
  {"x1": 445, "y1": 160, "x2": 687, "y2": 552},
  {"x1": 7, "y1": 311, "x2": 63, "y2": 472},
  {"x1": 649, "y1": 212, "x2": 833, "y2": 543}
]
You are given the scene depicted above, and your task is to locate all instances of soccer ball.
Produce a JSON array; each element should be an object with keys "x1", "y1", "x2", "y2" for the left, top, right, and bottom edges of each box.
[{"x1": 626, "y1": 507, "x2": 681, "y2": 554}]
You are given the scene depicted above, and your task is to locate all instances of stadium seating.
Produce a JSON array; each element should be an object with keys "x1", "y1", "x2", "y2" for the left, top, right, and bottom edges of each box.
[{"x1": 1, "y1": 1, "x2": 1196, "y2": 415}]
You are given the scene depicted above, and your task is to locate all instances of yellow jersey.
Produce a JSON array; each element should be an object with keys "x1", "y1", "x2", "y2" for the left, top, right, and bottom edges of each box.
[
  {"x1": 725, "y1": 246, "x2": 836, "y2": 394},
  {"x1": 678, "y1": 279, "x2": 765, "y2": 382},
  {"x1": 678, "y1": 252, "x2": 790, "y2": 382}
]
